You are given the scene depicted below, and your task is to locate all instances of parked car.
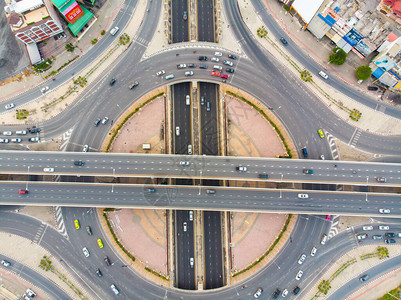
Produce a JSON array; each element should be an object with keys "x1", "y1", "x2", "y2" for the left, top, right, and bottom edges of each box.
[
  {"x1": 0, "y1": 138, "x2": 9, "y2": 143},
  {"x1": 367, "y1": 86, "x2": 378, "y2": 91},
  {"x1": 362, "y1": 226, "x2": 373, "y2": 230},
  {"x1": 11, "y1": 138, "x2": 21, "y2": 143},
  {"x1": 29, "y1": 137, "x2": 39, "y2": 142},
  {"x1": 282, "y1": 289, "x2": 289, "y2": 297},
  {"x1": 326, "y1": 215, "x2": 332, "y2": 221},
  {"x1": 3, "y1": 131, "x2": 12, "y2": 136},
  {"x1": 188, "y1": 63, "x2": 196, "y2": 68},
  {"x1": 221, "y1": 74, "x2": 229, "y2": 79},
  {"x1": 379, "y1": 226, "x2": 390, "y2": 230},
  {"x1": 226, "y1": 68, "x2": 235, "y2": 73},
  {"x1": 357, "y1": 233, "x2": 368, "y2": 240},
  {"x1": 293, "y1": 286, "x2": 301, "y2": 295},
  {"x1": 214, "y1": 52, "x2": 223, "y2": 57},
  {"x1": 385, "y1": 239, "x2": 396, "y2": 244},
  {"x1": 228, "y1": 54, "x2": 237, "y2": 60},
  {"x1": 385, "y1": 233, "x2": 395, "y2": 238},
  {"x1": 223, "y1": 60, "x2": 233, "y2": 66},
  {"x1": 211, "y1": 57, "x2": 219, "y2": 62},
  {"x1": 43, "y1": 168, "x2": 54, "y2": 172},
  {"x1": 373, "y1": 235, "x2": 383, "y2": 240},
  {"x1": 185, "y1": 71, "x2": 194, "y2": 76},
  {"x1": 272, "y1": 289, "x2": 280, "y2": 299},
  {"x1": 199, "y1": 64, "x2": 208, "y2": 69}
]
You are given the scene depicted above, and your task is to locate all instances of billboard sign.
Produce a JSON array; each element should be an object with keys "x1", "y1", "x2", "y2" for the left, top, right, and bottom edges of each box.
[{"x1": 62, "y1": 2, "x2": 84, "y2": 24}]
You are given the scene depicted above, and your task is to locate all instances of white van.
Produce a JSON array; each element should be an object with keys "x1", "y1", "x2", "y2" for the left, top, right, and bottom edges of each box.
[
  {"x1": 110, "y1": 27, "x2": 119, "y2": 36},
  {"x1": 213, "y1": 65, "x2": 222, "y2": 71},
  {"x1": 186, "y1": 95, "x2": 190, "y2": 105}
]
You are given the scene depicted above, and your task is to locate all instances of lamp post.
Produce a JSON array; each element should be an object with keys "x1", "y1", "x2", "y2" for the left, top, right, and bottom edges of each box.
[
  {"x1": 198, "y1": 170, "x2": 202, "y2": 195},
  {"x1": 25, "y1": 166, "x2": 30, "y2": 190}
]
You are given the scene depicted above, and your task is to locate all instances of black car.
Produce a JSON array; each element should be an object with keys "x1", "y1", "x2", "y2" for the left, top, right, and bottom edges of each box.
[
  {"x1": 110, "y1": 78, "x2": 116, "y2": 86},
  {"x1": 199, "y1": 64, "x2": 208, "y2": 69},
  {"x1": 104, "y1": 256, "x2": 111, "y2": 266},
  {"x1": 96, "y1": 268, "x2": 102, "y2": 277},
  {"x1": 272, "y1": 289, "x2": 281, "y2": 299},
  {"x1": 385, "y1": 232, "x2": 395, "y2": 238},
  {"x1": 228, "y1": 54, "x2": 237, "y2": 60},
  {"x1": 74, "y1": 160, "x2": 85, "y2": 166},
  {"x1": 188, "y1": 63, "x2": 196, "y2": 68},
  {"x1": 359, "y1": 274, "x2": 369, "y2": 282},
  {"x1": 385, "y1": 239, "x2": 396, "y2": 244},
  {"x1": 367, "y1": 86, "x2": 378, "y2": 91},
  {"x1": 226, "y1": 68, "x2": 234, "y2": 73},
  {"x1": 94, "y1": 119, "x2": 101, "y2": 127},
  {"x1": 280, "y1": 37, "x2": 288, "y2": 45},
  {"x1": 198, "y1": 56, "x2": 207, "y2": 61},
  {"x1": 258, "y1": 174, "x2": 269, "y2": 179},
  {"x1": 28, "y1": 127, "x2": 41, "y2": 134},
  {"x1": 293, "y1": 286, "x2": 300, "y2": 295}
]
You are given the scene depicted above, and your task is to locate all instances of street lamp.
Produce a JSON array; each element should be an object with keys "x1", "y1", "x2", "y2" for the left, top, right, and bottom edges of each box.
[
  {"x1": 198, "y1": 170, "x2": 202, "y2": 195},
  {"x1": 25, "y1": 166, "x2": 30, "y2": 190}
]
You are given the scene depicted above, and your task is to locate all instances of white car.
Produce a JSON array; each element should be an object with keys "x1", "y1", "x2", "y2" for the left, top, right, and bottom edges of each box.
[
  {"x1": 0, "y1": 139, "x2": 9, "y2": 143},
  {"x1": 185, "y1": 71, "x2": 194, "y2": 76},
  {"x1": 310, "y1": 247, "x2": 317, "y2": 256},
  {"x1": 189, "y1": 257, "x2": 194, "y2": 268},
  {"x1": 319, "y1": 71, "x2": 328, "y2": 79},
  {"x1": 282, "y1": 289, "x2": 288, "y2": 297},
  {"x1": 82, "y1": 247, "x2": 90, "y2": 257},
  {"x1": 189, "y1": 210, "x2": 193, "y2": 221},
  {"x1": 320, "y1": 155, "x2": 325, "y2": 160},
  {"x1": 1, "y1": 260, "x2": 10, "y2": 267},
  {"x1": 223, "y1": 60, "x2": 233, "y2": 66},
  {"x1": 156, "y1": 70, "x2": 165, "y2": 76},
  {"x1": 29, "y1": 137, "x2": 39, "y2": 142},
  {"x1": 298, "y1": 194, "x2": 309, "y2": 199},
  {"x1": 11, "y1": 138, "x2": 21, "y2": 143},
  {"x1": 362, "y1": 226, "x2": 373, "y2": 231},
  {"x1": 111, "y1": 284, "x2": 120, "y2": 295},
  {"x1": 211, "y1": 57, "x2": 219, "y2": 62},
  {"x1": 5, "y1": 103, "x2": 15, "y2": 110},
  {"x1": 26, "y1": 289, "x2": 36, "y2": 297},
  {"x1": 43, "y1": 168, "x2": 54, "y2": 172},
  {"x1": 297, "y1": 254, "x2": 306, "y2": 264},
  {"x1": 3, "y1": 131, "x2": 12, "y2": 136},
  {"x1": 295, "y1": 270, "x2": 303, "y2": 280},
  {"x1": 214, "y1": 51, "x2": 223, "y2": 56},
  {"x1": 180, "y1": 161, "x2": 189, "y2": 166},
  {"x1": 176, "y1": 126, "x2": 180, "y2": 136},
  {"x1": 183, "y1": 222, "x2": 187, "y2": 232},
  {"x1": 41, "y1": 86, "x2": 49, "y2": 93},
  {"x1": 83, "y1": 145, "x2": 89, "y2": 152},
  {"x1": 379, "y1": 208, "x2": 390, "y2": 214},
  {"x1": 253, "y1": 287, "x2": 263, "y2": 298},
  {"x1": 379, "y1": 226, "x2": 390, "y2": 230}
]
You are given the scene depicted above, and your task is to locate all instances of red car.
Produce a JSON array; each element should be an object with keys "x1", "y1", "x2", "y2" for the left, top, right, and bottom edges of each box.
[
  {"x1": 326, "y1": 215, "x2": 332, "y2": 221},
  {"x1": 18, "y1": 189, "x2": 28, "y2": 194},
  {"x1": 211, "y1": 71, "x2": 220, "y2": 77},
  {"x1": 221, "y1": 74, "x2": 229, "y2": 79}
]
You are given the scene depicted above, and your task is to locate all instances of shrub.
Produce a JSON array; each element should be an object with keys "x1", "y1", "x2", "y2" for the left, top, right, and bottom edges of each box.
[
  {"x1": 91, "y1": 38, "x2": 98, "y2": 45},
  {"x1": 356, "y1": 65, "x2": 372, "y2": 81},
  {"x1": 101, "y1": 30, "x2": 106, "y2": 36},
  {"x1": 65, "y1": 43, "x2": 75, "y2": 52}
]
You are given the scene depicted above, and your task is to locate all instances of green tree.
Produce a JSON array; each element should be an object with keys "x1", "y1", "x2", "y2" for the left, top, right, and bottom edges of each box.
[
  {"x1": 329, "y1": 47, "x2": 347, "y2": 65},
  {"x1": 65, "y1": 43, "x2": 75, "y2": 52},
  {"x1": 355, "y1": 65, "x2": 372, "y2": 81}
]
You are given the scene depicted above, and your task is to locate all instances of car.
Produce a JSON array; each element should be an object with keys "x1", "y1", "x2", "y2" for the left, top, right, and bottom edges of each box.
[
  {"x1": 320, "y1": 155, "x2": 325, "y2": 160},
  {"x1": 176, "y1": 126, "x2": 180, "y2": 136},
  {"x1": 26, "y1": 289, "x2": 36, "y2": 297},
  {"x1": 317, "y1": 129, "x2": 325, "y2": 138},
  {"x1": 376, "y1": 177, "x2": 387, "y2": 183},
  {"x1": 97, "y1": 238, "x2": 104, "y2": 248},
  {"x1": 199, "y1": 56, "x2": 208, "y2": 61},
  {"x1": 236, "y1": 166, "x2": 247, "y2": 172},
  {"x1": 0, "y1": 138, "x2": 9, "y2": 143},
  {"x1": 11, "y1": 138, "x2": 21, "y2": 143},
  {"x1": 43, "y1": 168, "x2": 54, "y2": 172},
  {"x1": 385, "y1": 233, "x2": 396, "y2": 238},
  {"x1": 357, "y1": 233, "x2": 368, "y2": 240},
  {"x1": 188, "y1": 63, "x2": 196, "y2": 68},
  {"x1": 302, "y1": 147, "x2": 308, "y2": 157},
  {"x1": 183, "y1": 11, "x2": 187, "y2": 20},
  {"x1": 96, "y1": 268, "x2": 102, "y2": 277},
  {"x1": 213, "y1": 65, "x2": 223, "y2": 71},
  {"x1": 5, "y1": 103, "x2": 15, "y2": 110},
  {"x1": 189, "y1": 210, "x2": 193, "y2": 221},
  {"x1": 109, "y1": 78, "x2": 116, "y2": 86},
  {"x1": 206, "y1": 102, "x2": 211, "y2": 111},
  {"x1": 189, "y1": 257, "x2": 194, "y2": 268},
  {"x1": 16, "y1": 130, "x2": 27, "y2": 135},
  {"x1": 293, "y1": 286, "x2": 301, "y2": 295},
  {"x1": 183, "y1": 222, "x2": 187, "y2": 232},
  {"x1": 297, "y1": 254, "x2": 306, "y2": 264},
  {"x1": 226, "y1": 68, "x2": 235, "y2": 73},
  {"x1": 379, "y1": 226, "x2": 390, "y2": 230},
  {"x1": 221, "y1": 74, "x2": 229, "y2": 79},
  {"x1": 385, "y1": 239, "x2": 396, "y2": 244},
  {"x1": 254, "y1": 287, "x2": 263, "y2": 298},
  {"x1": 363, "y1": 226, "x2": 373, "y2": 230},
  {"x1": 258, "y1": 174, "x2": 269, "y2": 179},
  {"x1": 188, "y1": 144, "x2": 192, "y2": 154},
  {"x1": 83, "y1": 247, "x2": 90, "y2": 257},
  {"x1": 326, "y1": 215, "x2": 332, "y2": 221},
  {"x1": 3, "y1": 131, "x2": 12, "y2": 136},
  {"x1": 94, "y1": 119, "x2": 101, "y2": 126},
  {"x1": 298, "y1": 193, "x2": 309, "y2": 199},
  {"x1": 272, "y1": 289, "x2": 280, "y2": 299},
  {"x1": 111, "y1": 284, "x2": 119, "y2": 295},
  {"x1": 180, "y1": 161, "x2": 189, "y2": 166},
  {"x1": 379, "y1": 208, "x2": 391, "y2": 214},
  {"x1": 321, "y1": 234, "x2": 327, "y2": 245},
  {"x1": 360, "y1": 274, "x2": 369, "y2": 282},
  {"x1": 147, "y1": 188, "x2": 156, "y2": 193},
  {"x1": 310, "y1": 247, "x2": 317, "y2": 256},
  {"x1": 74, "y1": 160, "x2": 84, "y2": 166},
  {"x1": 282, "y1": 289, "x2": 288, "y2": 297},
  {"x1": 211, "y1": 57, "x2": 219, "y2": 62},
  {"x1": 199, "y1": 64, "x2": 208, "y2": 69},
  {"x1": 74, "y1": 219, "x2": 80, "y2": 229},
  {"x1": 156, "y1": 70, "x2": 165, "y2": 76},
  {"x1": 319, "y1": 71, "x2": 328, "y2": 79},
  {"x1": 28, "y1": 137, "x2": 39, "y2": 142},
  {"x1": 303, "y1": 169, "x2": 313, "y2": 174},
  {"x1": 129, "y1": 81, "x2": 139, "y2": 89},
  {"x1": 29, "y1": 127, "x2": 40, "y2": 134},
  {"x1": 86, "y1": 226, "x2": 92, "y2": 235},
  {"x1": 223, "y1": 60, "x2": 233, "y2": 66},
  {"x1": 83, "y1": 145, "x2": 89, "y2": 152},
  {"x1": 215, "y1": 52, "x2": 223, "y2": 56},
  {"x1": 104, "y1": 256, "x2": 111, "y2": 266},
  {"x1": 1, "y1": 260, "x2": 10, "y2": 267},
  {"x1": 373, "y1": 235, "x2": 383, "y2": 240},
  {"x1": 40, "y1": 86, "x2": 49, "y2": 93},
  {"x1": 177, "y1": 64, "x2": 186, "y2": 69},
  {"x1": 18, "y1": 189, "x2": 28, "y2": 194},
  {"x1": 367, "y1": 86, "x2": 378, "y2": 91},
  {"x1": 211, "y1": 71, "x2": 220, "y2": 77},
  {"x1": 295, "y1": 270, "x2": 303, "y2": 280},
  {"x1": 280, "y1": 37, "x2": 288, "y2": 45},
  {"x1": 201, "y1": 96, "x2": 205, "y2": 106},
  {"x1": 399, "y1": 233, "x2": 401, "y2": 238},
  {"x1": 185, "y1": 71, "x2": 194, "y2": 76},
  {"x1": 110, "y1": 26, "x2": 119, "y2": 36},
  {"x1": 206, "y1": 189, "x2": 216, "y2": 194},
  {"x1": 228, "y1": 54, "x2": 237, "y2": 60},
  {"x1": 165, "y1": 74, "x2": 174, "y2": 80},
  {"x1": 102, "y1": 117, "x2": 109, "y2": 125}
]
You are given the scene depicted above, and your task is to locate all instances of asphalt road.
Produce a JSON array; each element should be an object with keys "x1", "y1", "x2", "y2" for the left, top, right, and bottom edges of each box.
[
  {"x1": 200, "y1": 82, "x2": 219, "y2": 155},
  {"x1": 197, "y1": 0, "x2": 215, "y2": 42},
  {"x1": 171, "y1": 0, "x2": 189, "y2": 43}
]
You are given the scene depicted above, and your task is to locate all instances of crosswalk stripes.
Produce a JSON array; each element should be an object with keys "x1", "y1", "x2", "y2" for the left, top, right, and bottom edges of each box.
[
  {"x1": 132, "y1": 35, "x2": 149, "y2": 47},
  {"x1": 325, "y1": 131, "x2": 339, "y2": 160},
  {"x1": 54, "y1": 206, "x2": 69, "y2": 239},
  {"x1": 348, "y1": 128, "x2": 362, "y2": 148},
  {"x1": 59, "y1": 128, "x2": 74, "y2": 151},
  {"x1": 328, "y1": 215, "x2": 340, "y2": 239},
  {"x1": 33, "y1": 223, "x2": 47, "y2": 245}
]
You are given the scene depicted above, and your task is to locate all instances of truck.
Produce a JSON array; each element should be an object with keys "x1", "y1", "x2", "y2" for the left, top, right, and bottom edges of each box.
[{"x1": 303, "y1": 169, "x2": 313, "y2": 174}]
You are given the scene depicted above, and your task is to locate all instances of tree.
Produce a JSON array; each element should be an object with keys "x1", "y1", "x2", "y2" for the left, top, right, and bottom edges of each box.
[
  {"x1": 355, "y1": 65, "x2": 372, "y2": 81},
  {"x1": 329, "y1": 47, "x2": 347, "y2": 65}
]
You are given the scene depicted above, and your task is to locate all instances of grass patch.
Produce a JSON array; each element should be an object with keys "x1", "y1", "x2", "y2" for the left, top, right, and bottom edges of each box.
[{"x1": 145, "y1": 267, "x2": 169, "y2": 281}]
